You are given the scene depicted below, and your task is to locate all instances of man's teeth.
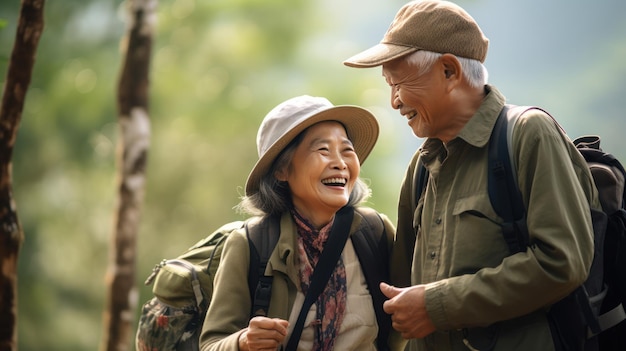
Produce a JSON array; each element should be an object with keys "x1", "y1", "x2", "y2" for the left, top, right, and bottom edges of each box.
[{"x1": 322, "y1": 178, "x2": 346, "y2": 185}]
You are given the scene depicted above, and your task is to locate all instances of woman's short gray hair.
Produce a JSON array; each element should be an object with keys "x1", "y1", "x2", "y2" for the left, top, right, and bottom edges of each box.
[
  {"x1": 236, "y1": 128, "x2": 372, "y2": 217},
  {"x1": 405, "y1": 50, "x2": 488, "y2": 88}
]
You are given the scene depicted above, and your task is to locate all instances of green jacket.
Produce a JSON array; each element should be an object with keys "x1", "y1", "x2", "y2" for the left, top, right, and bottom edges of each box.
[
  {"x1": 199, "y1": 207, "x2": 406, "y2": 351},
  {"x1": 392, "y1": 86, "x2": 599, "y2": 351}
]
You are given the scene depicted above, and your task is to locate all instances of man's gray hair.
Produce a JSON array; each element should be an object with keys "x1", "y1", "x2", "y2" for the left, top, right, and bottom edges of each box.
[{"x1": 405, "y1": 50, "x2": 488, "y2": 88}]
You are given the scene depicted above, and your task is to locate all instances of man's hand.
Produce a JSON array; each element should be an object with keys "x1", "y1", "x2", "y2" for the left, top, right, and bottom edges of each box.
[
  {"x1": 381, "y1": 282, "x2": 437, "y2": 339},
  {"x1": 238, "y1": 317, "x2": 289, "y2": 351}
]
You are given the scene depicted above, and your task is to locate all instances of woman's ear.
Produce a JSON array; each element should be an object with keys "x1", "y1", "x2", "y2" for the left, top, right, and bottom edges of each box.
[{"x1": 274, "y1": 168, "x2": 288, "y2": 182}]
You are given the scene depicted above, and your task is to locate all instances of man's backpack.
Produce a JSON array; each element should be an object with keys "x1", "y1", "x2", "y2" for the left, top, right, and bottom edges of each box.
[
  {"x1": 135, "y1": 207, "x2": 391, "y2": 351},
  {"x1": 414, "y1": 105, "x2": 626, "y2": 351}
]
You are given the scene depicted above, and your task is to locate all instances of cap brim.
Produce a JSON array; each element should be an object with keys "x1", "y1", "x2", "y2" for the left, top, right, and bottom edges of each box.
[
  {"x1": 343, "y1": 43, "x2": 418, "y2": 68},
  {"x1": 245, "y1": 106, "x2": 379, "y2": 196}
]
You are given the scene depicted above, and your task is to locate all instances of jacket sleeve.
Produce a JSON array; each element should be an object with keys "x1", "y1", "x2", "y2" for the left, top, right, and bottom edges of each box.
[
  {"x1": 199, "y1": 228, "x2": 251, "y2": 351},
  {"x1": 425, "y1": 110, "x2": 598, "y2": 329}
]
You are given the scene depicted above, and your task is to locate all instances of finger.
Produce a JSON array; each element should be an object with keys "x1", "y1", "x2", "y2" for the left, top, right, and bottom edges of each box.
[
  {"x1": 383, "y1": 297, "x2": 394, "y2": 314},
  {"x1": 246, "y1": 328, "x2": 287, "y2": 349},
  {"x1": 249, "y1": 316, "x2": 278, "y2": 331},
  {"x1": 248, "y1": 318, "x2": 289, "y2": 340},
  {"x1": 272, "y1": 318, "x2": 289, "y2": 336},
  {"x1": 380, "y1": 282, "x2": 401, "y2": 299}
]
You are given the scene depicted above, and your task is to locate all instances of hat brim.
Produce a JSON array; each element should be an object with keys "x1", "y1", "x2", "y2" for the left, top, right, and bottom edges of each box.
[
  {"x1": 245, "y1": 105, "x2": 379, "y2": 196},
  {"x1": 344, "y1": 43, "x2": 418, "y2": 68}
]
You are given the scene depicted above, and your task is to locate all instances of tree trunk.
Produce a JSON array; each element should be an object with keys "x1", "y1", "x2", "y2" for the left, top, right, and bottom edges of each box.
[
  {"x1": 0, "y1": 1, "x2": 45, "y2": 350},
  {"x1": 100, "y1": 0, "x2": 155, "y2": 350}
]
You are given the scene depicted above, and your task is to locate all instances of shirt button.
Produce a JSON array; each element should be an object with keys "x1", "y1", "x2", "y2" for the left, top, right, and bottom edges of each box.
[
  {"x1": 429, "y1": 251, "x2": 436, "y2": 259},
  {"x1": 435, "y1": 218, "x2": 442, "y2": 224}
]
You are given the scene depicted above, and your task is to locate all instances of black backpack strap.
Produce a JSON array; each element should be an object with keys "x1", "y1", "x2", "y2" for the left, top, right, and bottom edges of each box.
[
  {"x1": 351, "y1": 207, "x2": 391, "y2": 351},
  {"x1": 488, "y1": 104, "x2": 531, "y2": 254},
  {"x1": 489, "y1": 105, "x2": 566, "y2": 254},
  {"x1": 246, "y1": 215, "x2": 280, "y2": 317},
  {"x1": 285, "y1": 206, "x2": 354, "y2": 351}
]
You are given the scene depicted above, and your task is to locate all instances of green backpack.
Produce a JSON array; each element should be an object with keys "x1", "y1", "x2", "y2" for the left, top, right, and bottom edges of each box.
[{"x1": 135, "y1": 216, "x2": 279, "y2": 351}]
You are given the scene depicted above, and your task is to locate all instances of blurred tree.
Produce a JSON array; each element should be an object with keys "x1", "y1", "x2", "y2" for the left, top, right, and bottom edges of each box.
[
  {"x1": 100, "y1": 0, "x2": 154, "y2": 350},
  {"x1": 0, "y1": 0, "x2": 45, "y2": 350}
]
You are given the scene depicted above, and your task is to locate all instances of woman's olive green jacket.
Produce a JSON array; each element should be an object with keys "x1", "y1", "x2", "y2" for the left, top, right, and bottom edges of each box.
[{"x1": 199, "y1": 207, "x2": 406, "y2": 351}]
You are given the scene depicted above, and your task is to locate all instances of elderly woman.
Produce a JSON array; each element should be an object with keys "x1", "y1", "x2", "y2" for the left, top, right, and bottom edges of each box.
[{"x1": 199, "y1": 95, "x2": 404, "y2": 351}]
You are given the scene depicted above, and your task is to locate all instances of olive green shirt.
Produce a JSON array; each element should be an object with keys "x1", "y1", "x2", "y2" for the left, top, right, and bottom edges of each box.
[{"x1": 393, "y1": 86, "x2": 599, "y2": 351}]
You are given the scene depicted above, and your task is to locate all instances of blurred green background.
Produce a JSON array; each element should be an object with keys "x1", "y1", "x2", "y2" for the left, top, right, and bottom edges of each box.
[{"x1": 0, "y1": 0, "x2": 624, "y2": 349}]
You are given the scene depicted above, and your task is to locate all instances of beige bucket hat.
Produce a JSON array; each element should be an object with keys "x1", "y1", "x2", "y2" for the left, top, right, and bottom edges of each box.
[{"x1": 245, "y1": 95, "x2": 379, "y2": 196}]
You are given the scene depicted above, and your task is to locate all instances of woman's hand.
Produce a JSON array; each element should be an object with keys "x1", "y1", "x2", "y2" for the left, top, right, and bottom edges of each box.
[{"x1": 238, "y1": 316, "x2": 289, "y2": 351}]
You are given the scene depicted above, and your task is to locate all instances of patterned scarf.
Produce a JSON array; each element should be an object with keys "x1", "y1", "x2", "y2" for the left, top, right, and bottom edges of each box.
[{"x1": 293, "y1": 210, "x2": 347, "y2": 351}]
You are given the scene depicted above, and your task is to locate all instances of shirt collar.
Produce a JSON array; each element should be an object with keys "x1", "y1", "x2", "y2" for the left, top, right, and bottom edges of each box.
[
  {"x1": 419, "y1": 85, "x2": 506, "y2": 165},
  {"x1": 456, "y1": 85, "x2": 507, "y2": 148}
]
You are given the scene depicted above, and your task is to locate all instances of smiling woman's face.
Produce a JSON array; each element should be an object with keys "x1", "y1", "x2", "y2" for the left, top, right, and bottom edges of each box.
[{"x1": 276, "y1": 121, "x2": 360, "y2": 224}]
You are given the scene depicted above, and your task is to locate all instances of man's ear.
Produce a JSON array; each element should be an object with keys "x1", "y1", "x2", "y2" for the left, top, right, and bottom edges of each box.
[{"x1": 441, "y1": 53, "x2": 461, "y2": 81}]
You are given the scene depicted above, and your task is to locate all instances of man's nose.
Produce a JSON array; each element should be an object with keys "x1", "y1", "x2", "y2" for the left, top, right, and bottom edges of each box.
[{"x1": 391, "y1": 87, "x2": 402, "y2": 110}]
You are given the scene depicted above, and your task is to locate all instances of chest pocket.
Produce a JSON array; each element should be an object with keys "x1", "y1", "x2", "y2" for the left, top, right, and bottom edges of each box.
[
  {"x1": 453, "y1": 193, "x2": 499, "y2": 221},
  {"x1": 451, "y1": 193, "x2": 511, "y2": 271}
]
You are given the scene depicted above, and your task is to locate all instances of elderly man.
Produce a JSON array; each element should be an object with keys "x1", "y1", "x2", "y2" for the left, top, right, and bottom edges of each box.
[{"x1": 344, "y1": 1, "x2": 599, "y2": 350}]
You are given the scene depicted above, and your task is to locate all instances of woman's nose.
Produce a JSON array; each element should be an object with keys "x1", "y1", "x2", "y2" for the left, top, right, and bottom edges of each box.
[{"x1": 331, "y1": 152, "x2": 347, "y2": 169}]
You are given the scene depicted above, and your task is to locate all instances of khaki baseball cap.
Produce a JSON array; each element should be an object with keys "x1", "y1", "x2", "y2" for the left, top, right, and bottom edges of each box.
[
  {"x1": 344, "y1": 0, "x2": 489, "y2": 67},
  {"x1": 245, "y1": 95, "x2": 379, "y2": 196}
]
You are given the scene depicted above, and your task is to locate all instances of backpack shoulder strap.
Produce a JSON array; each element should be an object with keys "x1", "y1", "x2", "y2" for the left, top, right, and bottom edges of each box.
[
  {"x1": 352, "y1": 207, "x2": 391, "y2": 351},
  {"x1": 246, "y1": 215, "x2": 280, "y2": 317},
  {"x1": 489, "y1": 104, "x2": 557, "y2": 254},
  {"x1": 488, "y1": 104, "x2": 529, "y2": 254},
  {"x1": 286, "y1": 206, "x2": 355, "y2": 350}
]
